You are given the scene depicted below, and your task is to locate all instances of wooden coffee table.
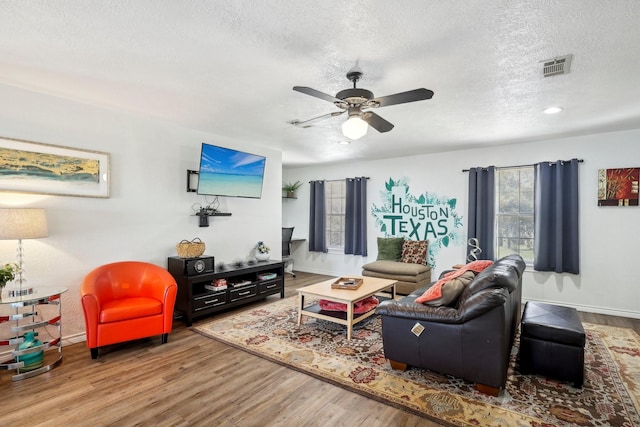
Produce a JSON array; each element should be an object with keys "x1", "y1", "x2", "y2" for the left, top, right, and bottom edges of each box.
[{"x1": 297, "y1": 276, "x2": 396, "y2": 340}]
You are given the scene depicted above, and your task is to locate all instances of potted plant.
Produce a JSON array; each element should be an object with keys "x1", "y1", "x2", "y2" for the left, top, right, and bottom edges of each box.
[
  {"x1": 282, "y1": 181, "x2": 303, "y2": 198},
  {"x1": 0, "y1": 262, "x2": 19, "y2": 291},
  {"x1": 255, "y1": 241, "x2": 270, "y2": 261}
]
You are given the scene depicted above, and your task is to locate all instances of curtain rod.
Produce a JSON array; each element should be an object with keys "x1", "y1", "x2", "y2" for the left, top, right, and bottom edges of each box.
[
  {"x1": 309, "y1": 177, "x2": 370, "y2": 183},
  {"x1": 462, "y1": 159, "x2": 583, "y2": 172}
]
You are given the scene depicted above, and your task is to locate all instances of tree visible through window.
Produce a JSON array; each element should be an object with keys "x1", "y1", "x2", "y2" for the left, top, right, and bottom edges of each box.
[
  {"x1": 325, "y1": 180, "x2": 346, "y2": 250},
  {"x1": 496, "y1": 167, "x2": 534, "y2": 263}
]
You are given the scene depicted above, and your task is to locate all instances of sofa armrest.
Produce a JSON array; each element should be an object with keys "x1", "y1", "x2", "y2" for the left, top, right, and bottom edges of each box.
[
  {"x1": 81, "y1": 294, "x2": 100, "y2": 348},
  {"x1": 458, "y1": 288, "x2": 509, "y2": 322}
]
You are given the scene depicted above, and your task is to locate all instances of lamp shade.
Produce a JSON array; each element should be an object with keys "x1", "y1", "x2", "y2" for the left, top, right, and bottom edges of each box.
[
  {"x1": 342, "y1": 116, "x2": 368, "y2": 140},
  {"x1": 0, "y1": 208, "x2": 48, "y2": 240}
]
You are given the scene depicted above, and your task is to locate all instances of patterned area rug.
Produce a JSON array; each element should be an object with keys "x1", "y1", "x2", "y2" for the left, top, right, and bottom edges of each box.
[{"x1": 194, "y1": 297, "x2": 640, "y2": 426}]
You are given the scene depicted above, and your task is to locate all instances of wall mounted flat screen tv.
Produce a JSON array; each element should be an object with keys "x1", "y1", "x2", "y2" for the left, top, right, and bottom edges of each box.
[{"x1": 197, "y1": 143, "x2": 266, "y2": 198}]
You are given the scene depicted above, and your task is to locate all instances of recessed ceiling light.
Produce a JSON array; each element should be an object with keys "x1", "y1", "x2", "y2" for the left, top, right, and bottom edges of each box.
[{"x1": 543, "y1": 106, "x2": 564, "y2": 114}]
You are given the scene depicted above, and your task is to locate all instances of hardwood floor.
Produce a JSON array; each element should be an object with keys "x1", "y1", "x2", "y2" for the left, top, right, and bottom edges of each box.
[
  {"x1": 1, "y1": 272, "x2": 638, "y2": 426},
  {"x1": 579, "y1": 310, "x2": 640, "y2": 334}
]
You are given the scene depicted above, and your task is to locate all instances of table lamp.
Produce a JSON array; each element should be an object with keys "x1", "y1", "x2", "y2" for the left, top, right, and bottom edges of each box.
[{"x1": 0, "y1": 208, "x2": 48, "y2": 296}]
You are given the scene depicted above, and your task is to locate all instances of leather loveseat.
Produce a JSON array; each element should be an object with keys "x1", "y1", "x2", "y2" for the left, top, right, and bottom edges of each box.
[{"x1": 375, "y1": 254, "x2": 525, "y2": 396}]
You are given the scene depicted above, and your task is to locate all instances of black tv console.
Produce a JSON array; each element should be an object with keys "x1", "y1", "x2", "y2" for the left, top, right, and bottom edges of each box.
[{"x1": 168, "y1": 257, "x2": 285, "y2": 326}]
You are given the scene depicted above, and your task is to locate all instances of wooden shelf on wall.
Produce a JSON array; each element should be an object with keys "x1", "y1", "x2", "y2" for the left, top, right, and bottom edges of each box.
[{"x1": 192, "y1": 212, "x2": 232, "y2": 217}]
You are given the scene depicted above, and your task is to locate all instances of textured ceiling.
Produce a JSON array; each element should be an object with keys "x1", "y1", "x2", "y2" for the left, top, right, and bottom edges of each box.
[{"x1": 2, "y1": 1, "x2": 640, "y2": 166}]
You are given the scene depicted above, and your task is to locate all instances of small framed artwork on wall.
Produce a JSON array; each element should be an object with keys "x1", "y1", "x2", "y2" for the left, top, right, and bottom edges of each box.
[
  {"x1": 0, "y1": 136, "x2": 110, "y2": 198},
  {"x1": 597, "y1": 167, "x2": 639, "y2": 206}
]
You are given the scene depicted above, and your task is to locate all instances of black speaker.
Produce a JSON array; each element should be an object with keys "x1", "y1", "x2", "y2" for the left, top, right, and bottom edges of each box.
[{"x1": 169, "y1": 256, "x2": 215, "y2": 276}]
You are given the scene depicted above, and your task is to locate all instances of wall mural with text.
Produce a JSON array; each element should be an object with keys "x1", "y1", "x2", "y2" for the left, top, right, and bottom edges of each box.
[{"x1": 371, "y1": 177, "x2": 464, "y2": 267}]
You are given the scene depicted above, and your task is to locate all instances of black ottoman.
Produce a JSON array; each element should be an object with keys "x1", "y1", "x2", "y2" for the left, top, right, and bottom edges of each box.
[{"x1": 519, "y1": 302, "x2": 585, "y2": 388}]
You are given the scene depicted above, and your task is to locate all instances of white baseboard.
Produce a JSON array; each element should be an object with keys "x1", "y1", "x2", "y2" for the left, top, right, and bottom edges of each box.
[
  {"x1": 523, "y1": 298, "x2": 640, "y2": 319},
  {"x1": 63, "y1": 332, "x2": 87, "y2": 346},
  {"x1": 293, "y1": 266, "x2": 347, "y2": 277}
]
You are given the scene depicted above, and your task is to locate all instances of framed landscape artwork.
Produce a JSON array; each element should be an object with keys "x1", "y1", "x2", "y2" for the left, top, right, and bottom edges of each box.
[
  {"x1": 0, "y1": 136, "x2": 110, "y2": 198},
  {"x1": 597, "y1": 167, "x2": 639, "y2": 206}
]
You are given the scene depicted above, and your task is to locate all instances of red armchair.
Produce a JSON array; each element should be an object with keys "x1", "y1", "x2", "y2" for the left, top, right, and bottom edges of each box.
[{"x1": 81, "y1": 261, "x2": 178, "y2": 359}]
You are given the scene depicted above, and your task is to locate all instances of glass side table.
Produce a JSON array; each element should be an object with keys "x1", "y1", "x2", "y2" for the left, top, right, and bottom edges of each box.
[{"x1": 0, "y1": 286, "x2": 68, "y2": 381}]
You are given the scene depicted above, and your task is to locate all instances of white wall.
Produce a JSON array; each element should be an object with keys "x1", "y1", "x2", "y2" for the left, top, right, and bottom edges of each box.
[
  {"x1": 0, "y1": 84, "x2": 282, "y2": 340},
  {"x1": 284, "y1": 130, "x2": 640, "y2": 319}
]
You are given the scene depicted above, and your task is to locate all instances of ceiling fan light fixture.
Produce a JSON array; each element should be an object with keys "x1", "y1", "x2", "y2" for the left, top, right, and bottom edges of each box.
[{"x1": 342, "y1": 116, "x2": 368, "y2": 140}]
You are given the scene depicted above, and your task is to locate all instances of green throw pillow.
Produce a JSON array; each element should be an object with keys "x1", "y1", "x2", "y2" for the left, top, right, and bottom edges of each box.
[{"x1": 376, "y1": 237, "x2": 405, "y2": 261}]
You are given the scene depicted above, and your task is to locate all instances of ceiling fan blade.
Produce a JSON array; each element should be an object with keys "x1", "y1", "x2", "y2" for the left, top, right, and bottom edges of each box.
[
  {"x1": 362, "y1": 111, "x2": 394, "y2": 133},
  {"x1": 288, "y1": 111, "x2": 345, "y2": 128},
  {"x1": 373, "y1": 88, "x2": 434, "y2": 108},
  {"x1": 293, "y1": 86, "x2": 341, "y2": 104}
]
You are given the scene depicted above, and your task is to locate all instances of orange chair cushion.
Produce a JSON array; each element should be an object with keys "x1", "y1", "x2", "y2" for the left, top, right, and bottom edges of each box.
[{"x1": 99, "y1": 297, "x2": 162, "y2": 323}]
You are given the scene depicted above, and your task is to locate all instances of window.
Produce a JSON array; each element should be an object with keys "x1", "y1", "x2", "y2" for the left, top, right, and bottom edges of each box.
[
  {"x1": 495, "y1": 167, "x2": 534, "y2": 263},
  {"x1": 325, "y1": 180, "x2": 346, "y2": 250}
]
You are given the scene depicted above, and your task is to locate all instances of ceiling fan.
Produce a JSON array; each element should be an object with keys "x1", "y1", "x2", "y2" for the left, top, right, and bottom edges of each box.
[{"x1": 290, "y1": 66, "x2": 434, "y2": 140}]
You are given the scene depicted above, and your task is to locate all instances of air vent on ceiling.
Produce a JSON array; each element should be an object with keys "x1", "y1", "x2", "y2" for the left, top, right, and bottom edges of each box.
[{"x1": 542, "y1": 54, "x2": 572, "y2": 77}]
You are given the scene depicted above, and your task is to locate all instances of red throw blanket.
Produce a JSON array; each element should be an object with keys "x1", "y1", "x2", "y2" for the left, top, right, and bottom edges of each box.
[
  {"x1": 318, "y1": 296, "x2": 379, "y2": 314},
  {"x1": 415, "y1": 260, "x2": 493, "y2": 303}
]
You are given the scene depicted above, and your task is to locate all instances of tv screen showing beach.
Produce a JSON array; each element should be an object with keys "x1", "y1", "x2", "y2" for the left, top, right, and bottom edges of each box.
[{"x1": 197, "y1": 143, "x2": 266, "y2": 198}]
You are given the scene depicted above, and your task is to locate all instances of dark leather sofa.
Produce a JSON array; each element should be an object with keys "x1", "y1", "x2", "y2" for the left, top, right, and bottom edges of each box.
[{"x1": 375, "y1": 254, "x2": 526, "y2": 396}]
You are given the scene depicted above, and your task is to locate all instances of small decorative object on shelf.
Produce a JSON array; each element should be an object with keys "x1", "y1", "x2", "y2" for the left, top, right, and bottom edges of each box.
[
  {"x1": 255, "y1": 253, "x2": 270, "y2": 261},
  {"x1": 215, "y1": 262, "x2": 227, "y2": 271},
  {"x1": 205, "y1": 278, "x2": 228, "y2": 291},
  {"x1": 331, "y1": 277, "x2": 364, "y2": 290},
  {"x1": 16, "y1": 331, "x2": 44, "y2": 371},
  {"x1": 255, "y1": 241, "x2": 270, "y2": 261},
  {"x1": 7, "y1": 288, "x2": 34, "y2": 298},
  {"x1": 231, "y1": 279, "x2": 252, "y2": 288},
  {"x1": 176, "y1": 238, "x2": 206, "y2": 258},
  {"x1": 282, "y1": 181, "x2": 302, "y2": 198},
  {"x1": 0, "y1": 262, "x2": 19, "y2": 291},
  {"x1": 246, "y1": 259, "x2": 257, "y2": 266},
  {"x1": 467, "y1": 238, "x2": 482, "y2": 262},
  {"x1": 233, "y1": 260, "x2": 245, "y2": 268}
]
